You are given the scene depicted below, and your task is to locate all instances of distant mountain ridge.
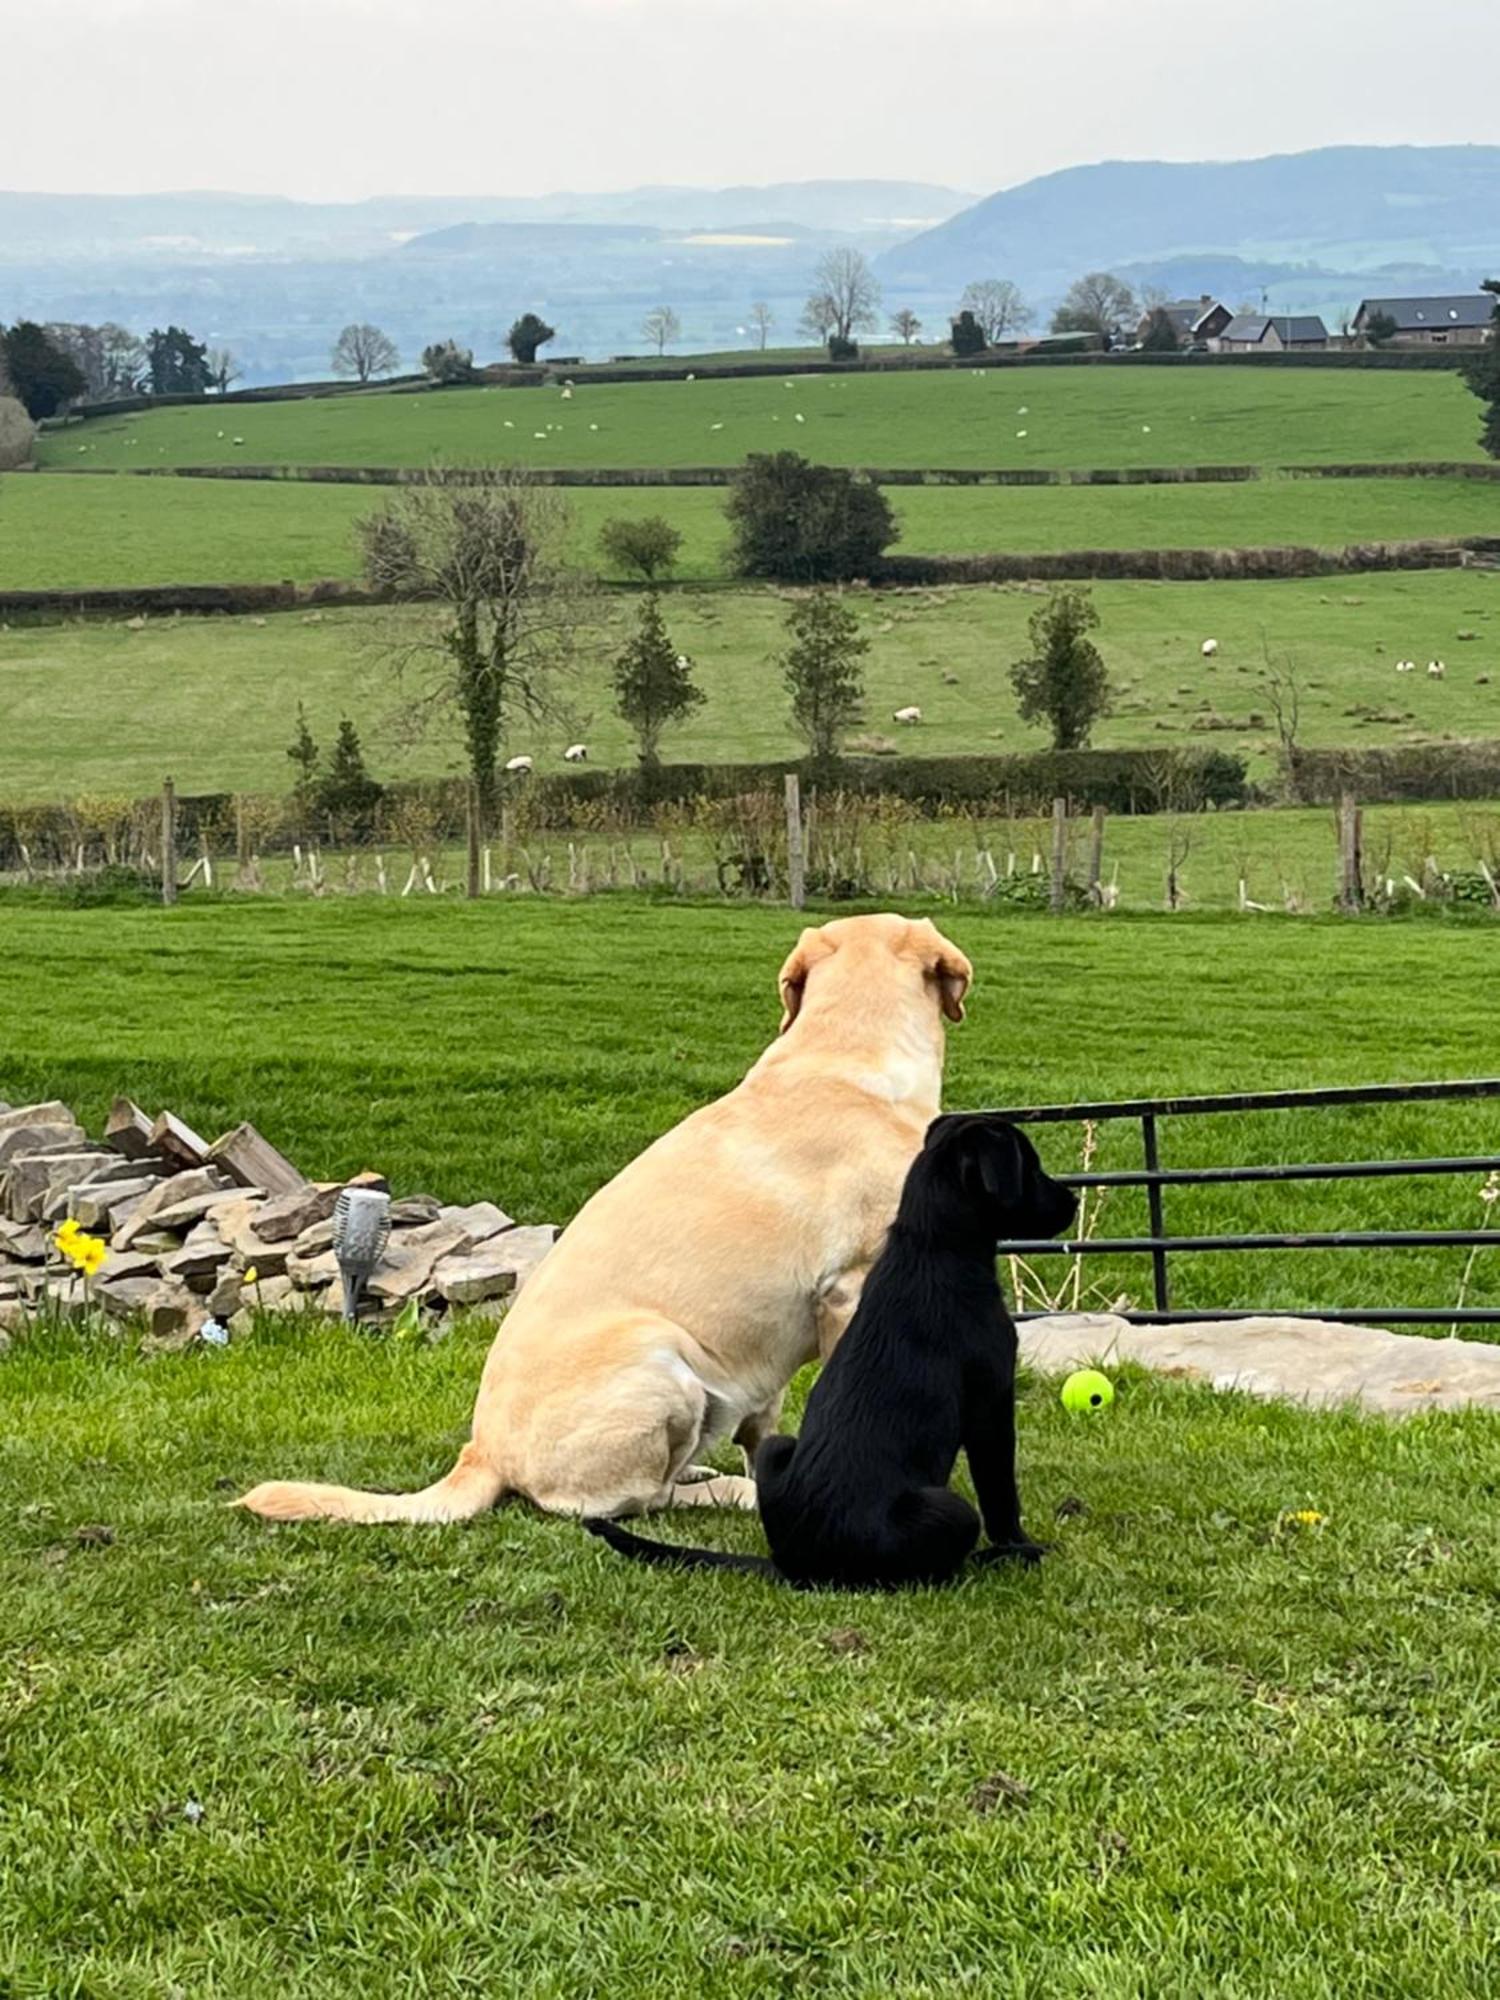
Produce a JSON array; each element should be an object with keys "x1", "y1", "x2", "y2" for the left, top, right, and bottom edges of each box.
[{"x1": 879, "y1": 146, "x2": 1500, "y2": 310}]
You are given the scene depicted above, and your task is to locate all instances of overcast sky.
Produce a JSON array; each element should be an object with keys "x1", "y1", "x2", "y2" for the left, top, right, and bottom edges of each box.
[{"x1": 6, "y1": 0, "x2": 1498, "y2": 202}]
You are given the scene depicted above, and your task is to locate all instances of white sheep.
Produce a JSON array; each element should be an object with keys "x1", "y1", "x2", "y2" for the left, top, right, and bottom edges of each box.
[
  {"x1": 1428, "y1": 659, "x2": 1446, "y2": 679},
  {"x1": 563, "y1": 744, "x2": 588, "y2": 763},
  {"x1": 1396, "y1": 659, "x2": 1415, "y2": 673},
  {"x1": 893, "y1": 705, "x2": 923, "y2": 725},
  {"x1": 504, "y1": 754, "x2": 534, "y2": 774},
  {"x1": 1201, "y1": 639, "x2": 1219, "y2": 657}
]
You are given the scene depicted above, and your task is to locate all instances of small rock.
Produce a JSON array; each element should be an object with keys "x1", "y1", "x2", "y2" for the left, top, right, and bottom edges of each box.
[
  {"x1": 287, "y1": 1247, "x2": 340, "y2": 1290},
  {"x1": 70, "y1": 1176, "x2": 161, "y2": 1231},
  {"x1": 820, "y1": 1627, "x2": 867, "y2": 1654},
  {"x1": 114, "y1": 1168, "x2": 234, "y2": 1249},
  {"x1": 292, "y1": 1217, "x2": 335, "y2": 1258},
  {"x1": 143, "y1": 1282, "x2": 208, "y2": 1348},
  {"x1": 438, "y1": 1200, "x2": 515, "y2": 1245},
  {"x1": 389, "y1": 1194, "x2": 443, "y2": 1227},
  {"x1": 970, "y1": 1772, "x2": 1031, "y2": 1814}
]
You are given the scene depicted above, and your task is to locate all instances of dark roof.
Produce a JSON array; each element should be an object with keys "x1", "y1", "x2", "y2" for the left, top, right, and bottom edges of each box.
[
  {"x1": 1221, "y1": 313, "x2": 1328, "y2": 344},
  {"x1": 1355, "y1": 294, "x2": 1494, "y2": 330},
  {"x1": 1145, "y1": 296, "x2": 1228, "y2": 334}
]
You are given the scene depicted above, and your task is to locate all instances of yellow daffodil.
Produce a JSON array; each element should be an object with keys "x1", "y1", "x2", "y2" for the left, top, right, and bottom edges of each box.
[
  {"x1": 76, "y1": 1236, "x2": 108, "y2": 1278},
  {"x1": 242, "y1": 1265, "x2": 259, "y2": 1287},
  {"x1": 54, "y1": 1219, "x2": 83, "y2": 1255}
]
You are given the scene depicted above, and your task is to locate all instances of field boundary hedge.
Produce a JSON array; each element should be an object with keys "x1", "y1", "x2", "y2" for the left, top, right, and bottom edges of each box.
[
  {"x1": 49, "y1": 343, "x2": 1470, "y2": 423},
  {"x1": 39, "y1": 459, "x2": 1500, "y2": 490},
  {"x1": 870, "y1": 537, "x2": 1500, "y2": 583},
  {"x1": 7, "y1": 536, "x2": 1496, "y2": 618},
  {"x1": 1287, "y1": 742, "x2": 1500, "y2": 804}
]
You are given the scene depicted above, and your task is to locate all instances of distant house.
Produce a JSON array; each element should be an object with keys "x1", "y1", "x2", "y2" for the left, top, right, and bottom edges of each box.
[
  {"x1": 1214, "y1": 313, "x2": 1329, "y2": 353},
  {"x1": 1351, "y1": 295, "x2": 1494, "y2": 349},
  {"x1": 1136, "y1": 295, "x2": 1233, "y2": 344}
]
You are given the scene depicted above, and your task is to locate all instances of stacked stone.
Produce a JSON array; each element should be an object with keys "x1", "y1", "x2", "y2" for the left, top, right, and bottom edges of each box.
[{"x1": 0, "y1": 1098, "x2": 556, "y2": 1347}]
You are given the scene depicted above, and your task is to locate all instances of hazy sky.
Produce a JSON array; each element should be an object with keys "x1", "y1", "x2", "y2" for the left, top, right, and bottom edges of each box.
[{"x1": 6, "y1": 0, "x2": 1497, "y2": 202}]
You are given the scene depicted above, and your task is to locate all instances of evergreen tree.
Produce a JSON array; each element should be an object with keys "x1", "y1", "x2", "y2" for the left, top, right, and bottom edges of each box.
[
  {"x1": 144, "y1": 325, "x2": 211, "y2": 395},
  {"x1": 780, "y1": 590, "x2": 867, "y2": 771},
  {"x1": 1010, "y1": 587, "x2": 1113, "y2": 750},
  {"x1": 286, "y1": 704, "x2": 321, "y2": 831},
  {"x1": 0, "y1": 322, "x2": 86, "y2": 417},
  {"x1": 612, "y1": 593, "x2": 704, "y2": 767},
  {"x1": 1462, "y1": 279, "x2": 1500, "y2": 459},
  {"x1": 315, "y1": 718, "x2": 383, "y2": 837}
]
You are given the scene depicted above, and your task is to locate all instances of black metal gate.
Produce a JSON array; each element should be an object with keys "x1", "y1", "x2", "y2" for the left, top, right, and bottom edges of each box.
[{"x1": 987, "y1": 1078, "x2": 1500, "y2": 1327}]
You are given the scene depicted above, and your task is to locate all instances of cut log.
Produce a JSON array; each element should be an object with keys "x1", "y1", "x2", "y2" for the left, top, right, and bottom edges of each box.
[
  {"x1": 207, "y1": 1122, "x2": 306, "y2": 1196},
  {"x1": 149, "y1": 1111, "x2": 212, "y2": 1171},
  {"x1": 106, "y1": 1097, "x2": 157, "y2": 1160}
]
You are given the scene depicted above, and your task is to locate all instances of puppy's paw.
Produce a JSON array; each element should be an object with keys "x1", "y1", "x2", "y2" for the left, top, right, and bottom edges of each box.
[{"x1": 975, "y1": 1539, "x2": 1050, "y2": 1568}]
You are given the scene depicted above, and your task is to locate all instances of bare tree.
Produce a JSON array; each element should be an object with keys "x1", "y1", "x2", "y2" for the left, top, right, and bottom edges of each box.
[
  {"x1": 1050, "y1": 272, "x2": 1137, "y2": 340},
  {"x1": 748, "y1": 301, "x2": 774, "y2": 350},
  {"x1": 807, "y1": 247, "x2": 881, "y2": 344},
  {"x1": 641, "y1": 306, "x2": 681, "y2": 356},
  {"x1": 332, "y1": 322, "x2": 401, "y2": 383},
  {"x1": 207, "y1": 348, "x2": 241, "y2": 394},
  {"x1": 799, "y1": 293, "x2": 838, "y2": 343},
  {"x1": 357, "y1": 470, "x2": 596, "y2": 828},
  {"x1": 958, "y1": 279, "x2": 1033, "y2": 344},
  {"x1": 890, "y1": 308, "x2": 922, "y2": 345}
]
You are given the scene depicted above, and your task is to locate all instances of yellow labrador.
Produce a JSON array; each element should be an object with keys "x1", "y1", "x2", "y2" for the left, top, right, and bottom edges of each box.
[{"x1": 239, "y1": 912, "x2": 971, "y2": 1526}]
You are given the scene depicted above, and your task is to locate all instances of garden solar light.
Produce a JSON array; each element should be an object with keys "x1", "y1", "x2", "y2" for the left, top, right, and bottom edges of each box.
[{"x1": 333, "y1": 1187, "x2": 391, "y2": 1322}]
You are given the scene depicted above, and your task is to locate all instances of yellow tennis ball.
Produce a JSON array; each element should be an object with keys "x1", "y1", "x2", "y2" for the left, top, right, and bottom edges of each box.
[{"x1": 1061, "y1": 1369, "x2": 1115, "y2": 1414}]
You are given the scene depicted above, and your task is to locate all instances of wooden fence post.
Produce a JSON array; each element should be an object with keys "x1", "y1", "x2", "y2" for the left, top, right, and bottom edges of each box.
[
  {"x1": 465, "y1": 782, "x2": 482, "y2": 901},
  {"x1": 1087, "y1": 804, "x2": 1106, "y2": 906},
  {"x1": 1049, "y1": 796, "x2": 1067, "y2": 914},
  {"x1": 160, "y1": 778, "x2": 177, "y2": 908},
  {"x1": 1338, "y1": 793, "x2": 1363, "y2": 913},
  {"x1": 785, "y1": 773, "x2": 805, "y2": 911}
]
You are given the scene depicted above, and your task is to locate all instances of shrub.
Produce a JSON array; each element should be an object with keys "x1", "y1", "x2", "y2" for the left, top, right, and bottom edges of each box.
[
  {"x1": 612, "y1": 593, "x2": 703, "y2": 767},
  {"x1": 780, "y1": 590, "x2": 868, "y2": 769},
  {"x1": 598, "y1": 514, "x2": 683, "y2": 583},
  {"x1": 421, "y1": 340, "x2": 476, "y2": 384},
  {"x1": 827, "y1": 334, "x2": 859, "y2": 362},
  {"x1": 725, "y1": 452, "x2": 896, "y2": 583},
  {"x1": 315, "y1": 718, "x2": 383, "y2": 839}
]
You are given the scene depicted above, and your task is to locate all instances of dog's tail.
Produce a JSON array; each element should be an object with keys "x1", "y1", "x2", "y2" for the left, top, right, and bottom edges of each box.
[
  {"x1": 235, "y1": 1442, "x2": 506, "y2": 1526},
  {"x1": 583, "y1": 1515, "x2": 777, "y2": 1577}
]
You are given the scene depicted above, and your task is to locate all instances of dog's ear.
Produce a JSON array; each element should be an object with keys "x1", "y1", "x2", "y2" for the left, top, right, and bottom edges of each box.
[
  {"x1": 777, "y1": 926, "x2": 835, "y2": 1033},
  {"x1": 918, "y1": 926, "x2": 973, "y2": 1023},
  {"x1": 968, "y1": 1122, "x2": 1028, "y2": 1205}
]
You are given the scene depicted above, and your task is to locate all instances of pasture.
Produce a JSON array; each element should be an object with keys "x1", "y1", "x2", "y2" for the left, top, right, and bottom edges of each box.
[
  {"x1": 3, "y1": 571, "x2": 1497, "y2": 799},
  {"x1": 4, "y1": 898, "x2": 1500, "y2": 1995},
  {"x1": 5, "y1": 470, "x2": 1500, "y2": 590},
  {"x1": 38, "y1": 362, "x2": 1484, "y2": 473}
]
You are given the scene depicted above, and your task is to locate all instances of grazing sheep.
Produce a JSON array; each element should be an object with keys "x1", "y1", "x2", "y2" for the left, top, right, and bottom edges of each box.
[
  {"x1": 1428, "y1": 659, "x2": 1446, "y2": 679},
  {"x1": 564, "y1": 744, "x2": 588, "y2": 763},
  {"x1": 1201, "y1": 639, "x2": 1219, "y2": 657},
  {"x1": 893, "y1": 705, "x2": 923, "y2": 725},
  {"x1": 504, "y1": 755, "x2": 534, "y2": 774}
]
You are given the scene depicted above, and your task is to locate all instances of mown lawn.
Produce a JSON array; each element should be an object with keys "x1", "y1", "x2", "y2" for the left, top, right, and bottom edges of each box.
[
  {"x1": 37, "y1": 362, "x2": 1483, "y2": 473},
  {"x1": 5, "y1": 570, "x2": 1498, "y2": 800},
  {"x1": 6, "y1": 470, "x2": 1498, "y2": 590},
  {"x1": 3, "y1": 899, "x2": 1500, "y2": 1996}
]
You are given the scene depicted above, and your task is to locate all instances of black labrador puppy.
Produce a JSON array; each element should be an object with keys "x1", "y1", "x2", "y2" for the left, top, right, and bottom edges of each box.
[{"x1": 585, "y1": 1114, "x2": 1077, "y2": 1590}]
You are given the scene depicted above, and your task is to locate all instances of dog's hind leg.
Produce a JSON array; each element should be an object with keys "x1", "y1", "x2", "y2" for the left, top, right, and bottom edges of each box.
[
  {"x1": 670, "y1": 1473, "x2": 758, "y2": 1511},
  {"x1": 882, "y1": 1487, "x2": 982, "y2": 1588},
  {"x1": 733, "y1": 1393, "x2": 784, "y2": 1475}
]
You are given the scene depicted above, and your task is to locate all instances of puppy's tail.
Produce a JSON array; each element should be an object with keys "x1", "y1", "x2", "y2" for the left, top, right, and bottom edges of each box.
[
  {"x1": 583, "y1": 1515, "x2": 777, "y2": 1577},
  {"x1": 235, "y1": 1442, "x2": 506, "y2": 1526}
]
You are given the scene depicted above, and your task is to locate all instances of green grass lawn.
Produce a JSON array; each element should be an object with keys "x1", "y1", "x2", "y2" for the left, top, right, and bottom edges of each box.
[
  {"x1": 5, "y1": 471, "x2": 1497, "y2": 590},
  {"x1": 5, "y1": 571, "x2": 1498, "y2": 800},
  {"x1": 38, "y1": 363, "x2": 1484, "y2": 473},
  {"x1": 4, "y1": 900, "x2": 1500, "y2": 1995}
]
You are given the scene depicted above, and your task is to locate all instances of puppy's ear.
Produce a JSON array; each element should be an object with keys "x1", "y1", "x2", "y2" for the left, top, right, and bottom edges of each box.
[
  {"x1": 777, "y1": 926, "x2": 834, "y2": 1033},
  {"x1": 970, "y1": 1123, "x2": 1027, "y2": 1205}
]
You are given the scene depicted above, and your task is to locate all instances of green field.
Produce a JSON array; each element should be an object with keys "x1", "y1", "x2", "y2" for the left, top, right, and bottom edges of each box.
[
  {"x1": 40, "y1": 364, "x2": 1484, "y2": 473},
  {"x1": 5, "y1": 572, "x2": 1497, "y2": 800},
  {"x1": 4, "y1": 902, "x2": 1500, "y2": 1994},
  {"x1": 5, "y1": 470, "x2": 1498, "y2": 590}
]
